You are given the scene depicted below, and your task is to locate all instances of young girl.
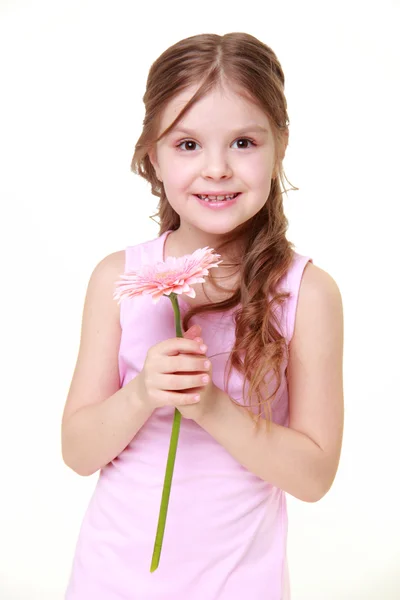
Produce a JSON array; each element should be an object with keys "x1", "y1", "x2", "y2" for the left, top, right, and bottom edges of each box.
[{"x1": 62, "y1": 32, "x2": 344, "y2": 600}]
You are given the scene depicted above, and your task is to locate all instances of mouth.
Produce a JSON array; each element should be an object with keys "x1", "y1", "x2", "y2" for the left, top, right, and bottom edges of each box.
[{"x1": 194, "y1": 193, "x2": 240, "y2": 203}]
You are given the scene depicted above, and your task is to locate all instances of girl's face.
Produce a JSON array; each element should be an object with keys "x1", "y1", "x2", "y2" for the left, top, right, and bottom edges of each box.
[{"x1": 149, "y1": 82, "x2": 281, "y2": 244}]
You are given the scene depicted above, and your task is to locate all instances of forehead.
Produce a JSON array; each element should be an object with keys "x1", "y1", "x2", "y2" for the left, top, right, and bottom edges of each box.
[{"x1": 159, "y1": 82, "x2": 269, "y2": 132}]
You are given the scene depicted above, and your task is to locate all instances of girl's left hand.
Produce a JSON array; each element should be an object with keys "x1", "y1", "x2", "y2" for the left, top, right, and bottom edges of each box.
[{"x1": 177, "y1": 325, "x2": 219, "y2": 422}]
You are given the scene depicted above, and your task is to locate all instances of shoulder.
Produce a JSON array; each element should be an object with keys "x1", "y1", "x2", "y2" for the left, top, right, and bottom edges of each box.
[
  {"x1": 296, "y1": 262, "x2": 343, "y2": 329},
  {"x1": 291, "y1": 262, "x2": 343, "y2": 349},
  {"x1": 94, "y1": 249, "x2": 125, "y2": 273},
  {"x1": 88, "y1": 250, "x2": 126, "y2": 322},
  {"x1": 279, "y1": 257, "x2": 342, "y2": 344},
  {"x1": 300, "y1": 260, "x2": 342, "y2": 295},
  {"x1": 89, "y1": 249, "x2": 126, "y2": 295}
]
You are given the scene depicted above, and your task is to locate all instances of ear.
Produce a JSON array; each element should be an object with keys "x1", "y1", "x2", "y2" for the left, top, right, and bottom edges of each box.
[{"x1": 148, "y1": 147, "x2": 162, "y2": 182}]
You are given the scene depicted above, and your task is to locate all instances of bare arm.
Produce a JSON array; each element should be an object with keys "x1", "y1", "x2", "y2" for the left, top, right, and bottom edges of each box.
[
  {"x1": 61, "y1": 251, "x2": 152, "y2": 477},
  {"x1": 196, "y1": 263, "x2": 344, "y2": 502},
  {"x1": 62, "y1": 376, "x2": 153, "y2": 476},
  {"x1": 197, "y1": 390, "x2": 333, "y2": 502}
]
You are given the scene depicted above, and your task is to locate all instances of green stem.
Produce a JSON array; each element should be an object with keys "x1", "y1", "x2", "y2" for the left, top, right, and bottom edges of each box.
[{"x1": 150, "y1": 292, "x2": 183, "y2": 572}]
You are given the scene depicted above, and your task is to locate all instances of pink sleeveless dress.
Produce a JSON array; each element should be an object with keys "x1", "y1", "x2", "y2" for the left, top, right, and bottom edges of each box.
[{"x1": 65, "y1": 229, "x2": 312, "y2": 599}]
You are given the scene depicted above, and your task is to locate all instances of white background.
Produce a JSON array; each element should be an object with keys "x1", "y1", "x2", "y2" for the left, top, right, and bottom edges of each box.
[{"x1": 1, "y1": 1, "x2": 399, "y2": 598}]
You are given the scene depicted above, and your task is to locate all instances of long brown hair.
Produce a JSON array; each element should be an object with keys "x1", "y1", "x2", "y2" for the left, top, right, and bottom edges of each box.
[{"x1": 131, "y1": 33, "x2": 298, "y2": 428}]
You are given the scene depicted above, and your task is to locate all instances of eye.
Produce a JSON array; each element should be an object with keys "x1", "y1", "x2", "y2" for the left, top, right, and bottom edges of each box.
[
  {"x1": 176, "y1": 137, "x2": 257, "y2": 152},
  {"x1": 232, "y1": 138, "x2": 256, "y2": 149},
  {"x1": 176, "y1": 140, "x2": 200, "y2": 152}
]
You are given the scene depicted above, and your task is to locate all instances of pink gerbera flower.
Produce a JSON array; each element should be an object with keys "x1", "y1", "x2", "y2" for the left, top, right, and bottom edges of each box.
[
  {"x1": 113, "y1": 241, "x2": 222, "y2": 573},
  {"x1": 113, "y1": 246, "x2": 223, "y2": 305}
]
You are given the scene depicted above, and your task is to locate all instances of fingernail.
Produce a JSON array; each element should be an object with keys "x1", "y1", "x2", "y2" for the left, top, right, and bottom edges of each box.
[{"x1": 200, "y1": 344, "x2": 207, "y2": 352}]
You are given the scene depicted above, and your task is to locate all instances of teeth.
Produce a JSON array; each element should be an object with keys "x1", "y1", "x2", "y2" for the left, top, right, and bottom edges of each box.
[{"x1": 198, "y1": 194, "x2": 237, "y2": 202}]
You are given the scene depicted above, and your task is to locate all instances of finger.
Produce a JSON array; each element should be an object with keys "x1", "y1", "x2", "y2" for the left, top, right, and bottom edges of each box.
[
  {"x1": 161, "y1": 390, "x2": 201, "y2": 406},
  {"x1": 162, "y1": 337, "x2": 207, "y2": 357},
  {"x1": 163, "y1": 354, "x2": 210, "y2": 374},
  {"x1": 183, "y1": 324, "x2": 201, "y2": 339},
  {"x1": 162, "y1": 372, "x2": 209, "y2": 391}
]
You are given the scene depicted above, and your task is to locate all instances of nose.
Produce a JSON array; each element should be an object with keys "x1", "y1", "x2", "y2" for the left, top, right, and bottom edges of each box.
[{"x1": 201, "y1": 150, "x2": 233, "y2": 180}]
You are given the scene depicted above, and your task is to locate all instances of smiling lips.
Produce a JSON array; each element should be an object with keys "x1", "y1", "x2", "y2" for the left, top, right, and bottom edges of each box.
[{"x1": 195, "y1": 193, "x2": 240, "y2": 202}]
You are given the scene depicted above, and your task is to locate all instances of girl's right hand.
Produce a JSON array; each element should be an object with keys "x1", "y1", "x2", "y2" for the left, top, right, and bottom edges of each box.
[{"x1": 135, "y1": 324, "x2": 210, "y2": 411}]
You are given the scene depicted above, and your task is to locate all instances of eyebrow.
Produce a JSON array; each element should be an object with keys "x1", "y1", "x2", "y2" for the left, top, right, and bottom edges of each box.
[{"x1": 171, "y1": 124, "x2": 268, "y2": 137}]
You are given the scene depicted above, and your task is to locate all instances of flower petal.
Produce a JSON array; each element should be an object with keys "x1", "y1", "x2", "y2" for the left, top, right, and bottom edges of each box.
[{"x1": 113, "y1": 244, "x2": 223, "y2": 302}]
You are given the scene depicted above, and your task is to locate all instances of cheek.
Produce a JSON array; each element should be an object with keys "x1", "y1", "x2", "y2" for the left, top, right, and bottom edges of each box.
[
  {"x1": 164, "y1": 158, "x2": 195, "y2": 189},
  {"x1": 240, "y1": 156, "x2": 272, "y2": 187}
]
